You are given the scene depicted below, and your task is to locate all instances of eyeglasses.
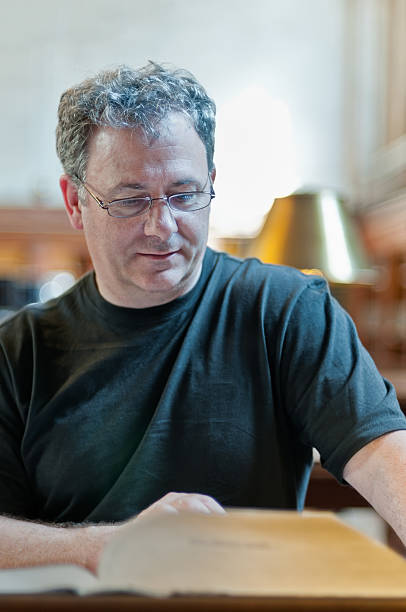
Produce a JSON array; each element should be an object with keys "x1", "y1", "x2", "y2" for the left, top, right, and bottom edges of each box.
[{"x1": 74, "y1": 174, "x2": 215, "y2": 218}]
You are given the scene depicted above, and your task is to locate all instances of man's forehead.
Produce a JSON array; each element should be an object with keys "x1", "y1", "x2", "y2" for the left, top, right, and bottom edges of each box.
[
  {"x1": 85, "y1": 113, "x2": 208, "y2": 186},
  {"x1": 89, "y1": 113, "x2": 198, "y2": 150}
]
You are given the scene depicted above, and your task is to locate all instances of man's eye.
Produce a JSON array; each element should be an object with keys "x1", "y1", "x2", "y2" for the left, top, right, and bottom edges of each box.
[
  {"x1": 115, "y1": 198, "x2": 147, "y2": 208},
  {"x1": 170, "y1": 193, "x2": 196, "y2": 205},
  {"x1": 108, "y1": 198, "x2": 150, "y2": 217}
]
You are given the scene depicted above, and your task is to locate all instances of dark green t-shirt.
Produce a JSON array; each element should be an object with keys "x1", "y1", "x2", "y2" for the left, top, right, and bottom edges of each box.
[{"x1": 0, "y1": 248, "x2": 404, "y2": 523}]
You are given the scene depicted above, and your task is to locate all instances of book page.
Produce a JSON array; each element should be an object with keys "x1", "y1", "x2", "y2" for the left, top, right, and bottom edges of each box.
[
  {"x1": 97, "y1": 509, "x2": 406, "y2": 598},
  {"x1": 1, "y1": 510, "x2": 406, "y2": 597},
  {"x1": 0, "y1": 563, "x2": 98, "y2": 594}
]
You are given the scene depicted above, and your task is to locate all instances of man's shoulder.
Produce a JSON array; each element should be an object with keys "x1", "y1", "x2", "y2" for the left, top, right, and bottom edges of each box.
[{"x1": 208, "y1": 248, "x2": 329, "y2": 299}]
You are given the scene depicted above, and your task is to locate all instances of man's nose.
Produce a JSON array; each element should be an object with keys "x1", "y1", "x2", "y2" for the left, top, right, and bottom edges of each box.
[{"x1": 143, "y1": 198, "x2": 178, "y2": 240}]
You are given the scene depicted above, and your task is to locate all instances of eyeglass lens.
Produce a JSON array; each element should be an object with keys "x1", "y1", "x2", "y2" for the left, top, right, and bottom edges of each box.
[{"x1": 107, "y1": 192, "x2": 212, "y2": 218}]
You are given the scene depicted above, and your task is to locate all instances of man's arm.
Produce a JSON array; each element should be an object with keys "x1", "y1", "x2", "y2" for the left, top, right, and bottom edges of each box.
[
  {"x1": 343, "y1": 430, "x2": 406, "y2": 545},
  {"x1": 0, "y1": 492, "x2": 225, "y2": 574},
  {"x1": 0, "y1": 516, "x2": 115, "y2": 574}
]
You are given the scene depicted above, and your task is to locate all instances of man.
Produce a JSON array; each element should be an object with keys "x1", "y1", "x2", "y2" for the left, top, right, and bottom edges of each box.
[{"x1": 1, "y1": 62, "x2": 406, "y2": 574}]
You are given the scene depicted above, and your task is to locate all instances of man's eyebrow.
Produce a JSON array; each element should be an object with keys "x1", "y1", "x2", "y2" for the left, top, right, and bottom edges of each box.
[
  {"x1": 110, "y1": 182, "x2": 145, "y2": 192},
  {"x1": 170, "y1": 178, "x2": 202, "y2": 188},
  {"x1": 110, "y1": 178, "x2": 202, "y2": 194}
]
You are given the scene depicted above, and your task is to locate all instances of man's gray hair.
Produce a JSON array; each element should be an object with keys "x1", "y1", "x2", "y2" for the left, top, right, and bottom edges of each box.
[{"x1": 56, "y1": 62, "x2": 216, "y2": 183}]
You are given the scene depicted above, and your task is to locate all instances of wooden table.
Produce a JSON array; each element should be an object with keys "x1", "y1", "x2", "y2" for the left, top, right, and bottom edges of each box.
[{"x1": 1, "y1": 595, "x2": 406, "y2": 611}]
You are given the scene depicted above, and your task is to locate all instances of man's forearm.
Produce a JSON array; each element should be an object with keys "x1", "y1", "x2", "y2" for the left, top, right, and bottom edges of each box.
[
  {"x1": 0, "y1": 516, "x2": 117, "y2": 574},
  {"x1": 0, "y1": 492, "x2": 224, "y2": 573},
  {"x1": 343, "y1": 430, "x2": 406, "y2": 546}
]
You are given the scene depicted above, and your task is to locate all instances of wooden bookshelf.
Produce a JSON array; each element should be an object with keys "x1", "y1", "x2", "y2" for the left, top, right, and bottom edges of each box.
[{"x1": 0, "y1": 207, "x2": 91, "y2": 282}]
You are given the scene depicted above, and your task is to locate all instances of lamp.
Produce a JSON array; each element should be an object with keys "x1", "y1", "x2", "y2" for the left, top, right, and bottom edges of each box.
[{"x1": 246, "y1": 190, "x2": 372, "y2": 284}]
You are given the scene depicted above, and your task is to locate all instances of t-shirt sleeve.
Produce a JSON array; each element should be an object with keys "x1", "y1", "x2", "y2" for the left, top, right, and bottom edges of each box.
[
  {"x1": 0, "y1": 338, "x2": 36, "y2": 518},
  {"x1": 278, "y1": 276, "x2": 406, "y2": 483}
]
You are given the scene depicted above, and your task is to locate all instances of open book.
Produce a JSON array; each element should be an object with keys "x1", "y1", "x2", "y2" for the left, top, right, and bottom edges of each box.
[{"x1": 1, "y1": 509, "x2": 406, "y2": 598}]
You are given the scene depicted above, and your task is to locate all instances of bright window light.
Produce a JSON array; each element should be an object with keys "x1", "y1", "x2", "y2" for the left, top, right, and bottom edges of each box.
[{"x1": 211, "y1": 86, "x2": 300, "y2": 238}]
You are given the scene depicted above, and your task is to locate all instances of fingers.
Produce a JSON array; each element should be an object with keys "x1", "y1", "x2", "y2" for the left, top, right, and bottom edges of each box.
[
  {"x1": 159, "y1": 492, "x2": 225, "y2": 514},
  {"x1": 136, "y1": 492, "x2": 226, "y2": 522}
]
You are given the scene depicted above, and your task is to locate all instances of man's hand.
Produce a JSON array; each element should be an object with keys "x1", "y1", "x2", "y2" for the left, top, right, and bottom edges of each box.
[
  {"x1": 86, "y1": 492, "x2": 225, "y2": 572},
  {"x1": 87, "y1": 493, "x2": 224, "y2": 571},
  {"x1": 136, "y1": 492, "x2": 226, "y2": 521}
]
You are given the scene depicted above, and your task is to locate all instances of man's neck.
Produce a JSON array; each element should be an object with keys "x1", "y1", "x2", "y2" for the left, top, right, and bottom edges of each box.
[{"x1": 94, "y1": 263, "x2": 204, "y2": 309}]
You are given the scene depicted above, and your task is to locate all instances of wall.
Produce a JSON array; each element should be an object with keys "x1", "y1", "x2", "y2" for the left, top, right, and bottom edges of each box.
[{"x1": 0, "y1": 0, "x2": 347, "y2": 237}]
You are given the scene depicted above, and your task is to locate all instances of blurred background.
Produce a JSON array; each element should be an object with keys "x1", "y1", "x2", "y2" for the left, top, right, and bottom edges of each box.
[
  {"x1": 1, "y1": 0, "x2": 406, "y2": 548},
  {"x1": 2, "y1": 0, "x2": 406, "y2": 364}
]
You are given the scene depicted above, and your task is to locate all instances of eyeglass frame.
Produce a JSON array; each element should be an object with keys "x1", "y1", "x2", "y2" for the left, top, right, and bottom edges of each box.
[{"x1": 74, "y1": 173, "x2": 215, "y2": 218}]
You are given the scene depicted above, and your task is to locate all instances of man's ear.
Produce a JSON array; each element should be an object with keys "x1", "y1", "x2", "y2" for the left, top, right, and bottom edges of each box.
[
  {"x1": 60, "y1": 175, "x2": 83, "y2": 230},
  {"x1": 210, "y1": 166, "x2": 216, "y2": 184}
]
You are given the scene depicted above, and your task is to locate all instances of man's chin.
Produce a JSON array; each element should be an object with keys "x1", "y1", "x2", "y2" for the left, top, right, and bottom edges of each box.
[
  {"x1": 132, "y1": 262, "x2": 202, "y2": 301},
  {"x1": 96, "y1": 258, "x2": 202, "y2": 308}
]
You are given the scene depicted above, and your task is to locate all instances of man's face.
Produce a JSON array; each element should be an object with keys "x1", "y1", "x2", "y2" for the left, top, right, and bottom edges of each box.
[{"x1": 63, "y1": 114, "x2": 214, "y2": 308}]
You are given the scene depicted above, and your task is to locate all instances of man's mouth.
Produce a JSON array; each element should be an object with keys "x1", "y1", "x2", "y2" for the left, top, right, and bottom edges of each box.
[{"x1": 137, "y1": 250, "x2": 179, "y2": 259}]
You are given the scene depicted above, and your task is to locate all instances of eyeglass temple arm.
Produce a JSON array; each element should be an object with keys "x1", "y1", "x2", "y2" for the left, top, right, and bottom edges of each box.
[
  {"x1": 74, "y1": 174, "x2": 107, "y2": 209},
  {"x1": 207, "y1": 173, "x2": 215, "y2": 198}
]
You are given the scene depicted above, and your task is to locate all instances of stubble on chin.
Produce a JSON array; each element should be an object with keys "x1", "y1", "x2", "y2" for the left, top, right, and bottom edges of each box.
[{"x1": 95, "y1": 246, "x2": 205, "y2": 308}]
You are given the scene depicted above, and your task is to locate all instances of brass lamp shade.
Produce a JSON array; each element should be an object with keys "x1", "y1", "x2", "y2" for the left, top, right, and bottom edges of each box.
[{"x1": 247, "y1": 191, "x2": 371, "y2": 284}]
